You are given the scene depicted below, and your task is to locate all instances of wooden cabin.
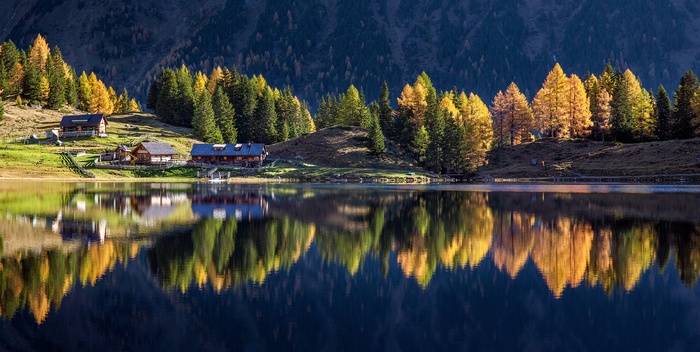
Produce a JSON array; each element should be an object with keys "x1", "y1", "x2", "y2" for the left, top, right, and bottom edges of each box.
[
  {"x1": 132, "y1": 142, "x2": 178, "y2": 164},
  {"x1": 59, "y1": 114, "x2": 108, "y2": 137},
  {"x1": 190, "y1": 143, "x2": 267, "y2": 166}
]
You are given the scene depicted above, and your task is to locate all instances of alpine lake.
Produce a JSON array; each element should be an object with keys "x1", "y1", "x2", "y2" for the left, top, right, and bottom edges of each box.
[{"x1": 1, "y1": 181, "x2": 700, "y2": 351}]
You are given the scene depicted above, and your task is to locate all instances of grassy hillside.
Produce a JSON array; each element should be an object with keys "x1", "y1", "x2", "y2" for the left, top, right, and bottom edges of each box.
[
  {"x1": 0, "y1": 103, "x2": 199, "y2": 179},
  {"x1": 477, "y1": 138, "x2": 700, "y2": 180}
]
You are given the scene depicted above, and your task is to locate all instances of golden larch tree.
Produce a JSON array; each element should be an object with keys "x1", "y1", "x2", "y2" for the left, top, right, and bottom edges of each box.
[
  {"x1": 28, "y1": 34, "x2": 50, "y2": 74},
  {"x1": 566, "y1": 74, "x2": 593, "y2": 138},
  {"x1": 504, "y1": 82, "x2": 534, "y2": 144},
  {"x1": 533, "y1": 63, "x2": 569, "y2": 137}
]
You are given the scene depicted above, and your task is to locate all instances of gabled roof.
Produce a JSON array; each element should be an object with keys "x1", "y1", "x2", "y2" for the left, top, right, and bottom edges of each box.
[
  {"x1": 138, "y1": 142, "x2": 178, "y2": 156},
  {"x1": 190, "y1": 143, "x2": 266, "y2": 157},
  {"x1": 59, "y1": 114, "x2": 106, "y2": 127}
]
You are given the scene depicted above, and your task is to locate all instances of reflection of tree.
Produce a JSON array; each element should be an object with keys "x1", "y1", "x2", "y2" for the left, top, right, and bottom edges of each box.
[
  {"x1": 492, "y1": 211, "x2": 535, "y2": 278},
  {"x1": 149, "y1": 218, "x2": 315, "y2": 292},
  {"x1": 0, "y1": 241, "x2": 137, "y2": 324},
  {"x1": 390, "y1": 193, "x2": 493, "y2": 287},
  {"x1": 530, "y1": 218, "x2": 594, "y2": 298}
]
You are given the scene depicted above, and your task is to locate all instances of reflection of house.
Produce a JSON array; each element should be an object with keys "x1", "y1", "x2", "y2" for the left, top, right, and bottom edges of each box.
[
  {"x1": 191, "y1": 193, "x2": 268, "y2": 220},
  {"x1": 190, "y1": 143, "x2": 267, "y2": 166},
  {"x1": 60, "y1": 219, "x2": 109, "y2": 243},
  {"x1": 132, "y1": 142, "x2": 178, "y2": 164},
  {"x1": 59, "y1": 114, "x2": 108, "y2": 137}
]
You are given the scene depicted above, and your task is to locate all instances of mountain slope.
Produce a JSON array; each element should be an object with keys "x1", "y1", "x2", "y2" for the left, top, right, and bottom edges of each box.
[{"x1": 3, "y1": 0, "x2": 699, "y2": 105}]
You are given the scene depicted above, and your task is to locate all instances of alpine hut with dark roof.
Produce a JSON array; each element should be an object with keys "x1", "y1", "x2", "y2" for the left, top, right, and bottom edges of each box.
[
  {"x1": 190, "y1": 143, "x2": 267, "y2": 166},
  {"x1": 59, "y1": 113, "x2": 108, "y2": 137},
  {"x1": 132, "y1": 142, "x2": 179, "y2": 164}
]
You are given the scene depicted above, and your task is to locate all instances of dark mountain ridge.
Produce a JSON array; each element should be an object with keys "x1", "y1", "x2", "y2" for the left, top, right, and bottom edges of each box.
[{"x1": 3, "y1": 0, "x2": 699, "y2": 106}]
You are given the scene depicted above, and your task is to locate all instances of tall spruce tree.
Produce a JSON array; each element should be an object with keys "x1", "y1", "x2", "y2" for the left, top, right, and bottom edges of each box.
[
  {"x1": 367, "y1": 113, "x2": 385, "y2": 155},
  {"x1": 231, "y1": 75, "x2": 257, "y2": 142},
  {"x1": 424, "y1": 86, "x2": 444, "y2": 173},
  {"x1": 655, "y1": 85, "x2": 672, "y2": 140},
  {"x1": 175, "y1": 65, "x2": 195, "y2": 127},
  {"x1": 212, "y1": 86, "x2": 237, "y2": 143},
  {"x1": 673, "y1": 70, "x2": 698, "y2": 139},
  {"x1": 46, "y1": 54, "x2": 65, "y2": 109},
  {"x1": 378, "y1": 81, "x2": 394, "y2": 139},
  {"x1": 252, "y1": 87, "x2": 278, "y2": 144},
  {"x1": 146, "y1": 72, "x2": 162, "y2": 112},
  {"x1": 156, "y1": 69, "x2": 179, "y2": 124},
  {"x1": 192, "y1": 90, "x2": 222, "y2": 143}
]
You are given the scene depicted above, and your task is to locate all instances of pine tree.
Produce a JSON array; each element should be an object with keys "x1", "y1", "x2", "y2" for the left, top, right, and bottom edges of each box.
[
  {"x1": 156, "y1": 69, "x2": 179, "y2": 124},
  {"x1": 116, "y1": 88, "x2": 130, "y2": 113},
  {"x1": 441, "y1": 114, "x2": 467, "y2": 174},
  {"x1": 610, "y1": 69, "x2": 638, "y2": 142},
  {"x1": 314, "y1": 94, "x2": 338, "y2": 129},
  {"x1": 231, "y1": 75, "x2": 257, "y2": 142},
  {"x1": 412, "y1": 126, "x2": 430, "y2": 164},
  {"x1": 64, "y1": 69, "x2": 77, "y2": 106},
  {"x1": 673, "y1": 70, "x2": 698, "y2": 139},
  {"x1": 212, "y1": 86, "x2": 237, "y2": 143},
  {"x1": 378, "y1": 81, "x2": 394, "y2": 139},
  {"x1": 175, "y1": 64, "x2": 195, "y2": 127},
  {"x1": 338, "y1": 85, "x2": 363, "y2": 126},
  {"x1": 193, "y1": 71, "x2": 208, "y2": 96},
  {"x1": 193, "y1": 90, "x2": 223, "y2": 143},
  {"x1": 46, "y1": 53, "x2": 65, "y2": 109},
  {"x1": 22, "y1": 60, "x2": 42, "y2": 103},
  {"x1": 367, "y1": 113, "x2": 385, "y2": 155},
  {"x1": 424, "y1": 86, "x2": 444, "y2": 173},
  {"x1": 252, "y1": 87, "x2": 277, "y2": 144},
  {"x1": 146, "y1": 72, "x2": 162, "y2": 112},
  {"x1": 207, "y1": 66, "x2": 223, "y2": 95},
  {"x1": 655, "y1": 85, "x2": 672, "y2": 140}
]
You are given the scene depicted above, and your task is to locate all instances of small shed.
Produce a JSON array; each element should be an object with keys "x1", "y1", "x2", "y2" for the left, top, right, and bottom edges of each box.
[
  {"x1": 190, "y1": 142, "x2": 267, "y2": 166},
  {"x1": 59, "y1": 114, "x2": 108, "y2": 137},
  {"x1": 132, "y1": 142, "x2": 178, "y2": 164}
]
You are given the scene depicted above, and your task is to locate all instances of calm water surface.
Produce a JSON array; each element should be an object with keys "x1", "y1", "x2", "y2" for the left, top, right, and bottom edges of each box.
[{"x1": 1, "y1": 181, "x2": 700, "y2": 351}]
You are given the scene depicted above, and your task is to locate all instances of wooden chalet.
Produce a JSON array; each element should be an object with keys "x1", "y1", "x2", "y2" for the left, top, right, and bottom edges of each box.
[
  {"x1": 59, "y1": 114, "x2": 108, "y2": 137},
  {"x1": 190, "y1": 143, "x2": 267, "y2": 166},
  {"x1": 132, "y1": 142, "x2": 178, "y2": 164}
]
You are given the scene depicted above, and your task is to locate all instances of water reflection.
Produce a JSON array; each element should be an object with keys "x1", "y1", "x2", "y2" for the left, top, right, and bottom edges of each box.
[{"x1": 2, "y1": 182, "x2": 700, "y2": 326}]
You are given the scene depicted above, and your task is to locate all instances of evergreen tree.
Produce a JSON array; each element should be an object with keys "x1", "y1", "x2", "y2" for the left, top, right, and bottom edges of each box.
[
  {"x1": 655, "y1": 85, "x2": 672, "y2": 140},
  {"x1": 231, "y1": 75, "x2": 257, "y2": 142},
  {"x1": 116, "y1": 88, "x2": 130, "y2": 113},
  {"x1": 193, "y1": 90, "x2": 223, "y2": 143},
  {"x1": 673, "y1": 70, "x2": 698, "y2": 139},
  {"x1": 378, "y1": 81, "x2": 394, "y2": 139},
  {"x1": 338, "y1": 85, "x2": 363, "y2": 126},
  {"x1": 175, "y1": 65, "x2": 195, "y2": 127},
  {"x1": 156, "y1": 69, "x2": 179, "y2": 124},
  {"x1": 146, "y1": 72, "x2": 162, "y2": 112},
  {"x1": 315, "y1": 94, "x2": 338, "y2": 129},
  {"x1": 412, "y1": 126, "x2": 430, "y2": 164},
  {"x1": 610, "y1": 69, "x2": 638, "y2": 142},
  {"x1": 64, "y1": 69, "x2": 77, "y2": 106},
  {"x1": 46, "y1": 53, "x2": 65, "y2": 109},
  {"x1": 22, "y1": 60, "x2": 42, "y2": 103},
  {"x1": 252, "y1": 87, "x2": 278, "y2": 144},
  {"x1": 367, "y1": 113, "x2": 385, "y2": 155},
  {"x1": 424, "y1": 86, "x2": 444, "y2": 173},
  {"x1": 212, "y1": 86, "x2": 237, "y2": 143},
  {"x1": 441, "y1": 114, "x2": 467, "y2": 174}
]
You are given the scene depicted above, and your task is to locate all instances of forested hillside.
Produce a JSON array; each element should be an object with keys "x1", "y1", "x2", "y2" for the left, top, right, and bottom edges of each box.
[{"x1": 2, "y1": 0, "x2": 698, "y2": 105}]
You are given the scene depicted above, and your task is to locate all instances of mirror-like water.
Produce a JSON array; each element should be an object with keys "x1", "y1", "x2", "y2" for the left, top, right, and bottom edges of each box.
[{"x1": 1, "y1": 181, "x2": 700, "y2": 351}]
